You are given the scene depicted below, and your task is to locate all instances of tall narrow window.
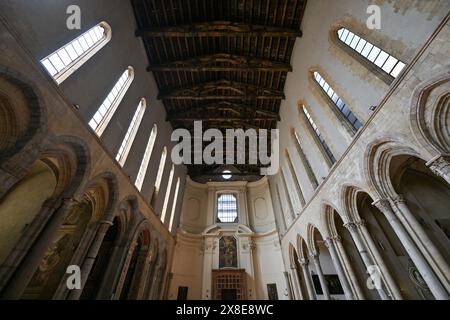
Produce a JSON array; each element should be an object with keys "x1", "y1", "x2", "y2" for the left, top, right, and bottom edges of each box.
[
  {"x1": 115, "y1": 98, "x2": 146, "y2": 166},
  {"x1": 135, "y1": 125, "x2": 158, "y2": 191},
  {"x1": 275, "y1": 184, "x2": 287, "y2": 231},
  {"x1": 302, "y1": 106, "x2": 336, "y2": 165},
  {"x1": 151, "y1": 147, "x2": 168, "y2": 208},
  {"x1": 285, "y1": 150, "x2": 306, "y2": 207},
  {"x1": 337, "y1": 27, "x2": 406, "y2": 79},
  {"x1": 89, "y1": 67, "x2": 134, "y2": 136},
  {"x1": 280, "y1": 167, "x2": 296, "y2": 220},
  {"x1": 217, "y1": 194, "x2": 238, "y2": 223},
  {"x1": 169, "y1": 178, "x2": 181, "y2": 232},
  {"x1": 41, "y1": 22, "x2": 112, "y2": 84},
  {"x1": 292, "y1": 130, "x2": 319, "y2": 189},
  {"x1": 161, "y1": 165, "x2": 175, "y2": 222},
  {"x1": 313, "y1": 72, "x2": 362, "y2": 131}
]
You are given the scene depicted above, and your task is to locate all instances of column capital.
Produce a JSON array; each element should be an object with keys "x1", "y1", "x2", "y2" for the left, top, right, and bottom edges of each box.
[
  {"x1": 355, "y1": 219, "x2": 366, "y2": 227},
  {"x1": 392, "y1": 194, "x2": 406, "y2": 205},
  {"x1": 325, "y1": 236, "x2": 341, "y2": 245},
  {"x1": 99, "y1": 220, "x2": 114, "y2": 226},
  {"x1": 298, "y1": 258, "x2": 309, "y2": 266},
  {"x1": 372, "y1": 199, "x2": 392, "y2": 213},
  {"x1": 426, "y1": 155, "x2": 450, "y2": 177},
  {"x1": 309, "y1": 252, "x2": 320, "y2": 260},
  {"x1": 343, "y1": 222, "x2": 358, "y2": 232}
]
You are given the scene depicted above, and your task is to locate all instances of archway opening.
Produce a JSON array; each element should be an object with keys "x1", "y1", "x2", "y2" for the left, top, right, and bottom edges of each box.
[
  {"x1": 0, "y1": 160, "x2": 57, "y2": 266},
  {"x1": 23, "y1": 196, "x2": 93, "y2": 299},
  {"x1": 356, "y1": 191, "x2": 433, "y2": 299},
  {"x1": 331, "y1": 210, "x2": 379, "y2": 299},
  {"x1": 310, "y1": 227, "x2": 345, "y2": 299},
  {"x1": 119, "y1": 229, "x2": 151, "y2": 300},
  {"x1": 80, "y1": 216, "x2": 121, "y2": 300},
  {"x1": 390, "y1": 155, "x2": 450, "y2": 261}
]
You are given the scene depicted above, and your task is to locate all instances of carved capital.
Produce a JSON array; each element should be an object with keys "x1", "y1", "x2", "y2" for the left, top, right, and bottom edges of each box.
[
  {"x1": 343, "y1": 222, "x2": 358, "y2": 233},
  {"x1": 249, "y1": 239, "x2": 257, "y2": 252},
  {"x1": 298, "y1": 258, "x2": 309, "y2": 267},
  {"x1": 426, "y1": 156, "x2": 450, "y2": 183},
  {"x1": 355, "y1": 219, "x2": 366, "y2": 228},
  {"x1": 372, "y1": 199, "x2": 392, "y2": 214},
  {"x1": 309, "y1": 252, "x2": 319, "y2": 260},
  {"x1": 326, "y1": 235, "x2": 342, "y2": 244},
  {"x1": 392, "y1": 194, "x2": 406, "y2": 205}
]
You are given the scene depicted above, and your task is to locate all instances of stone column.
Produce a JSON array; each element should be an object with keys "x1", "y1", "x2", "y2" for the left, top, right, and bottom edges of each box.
[
  {"x1": 357, "y1": 221, "x2": 403, "y2": 300},
  {"x1": 113, "y1": 239, "x2": 138, "y2": 300},
  {"x1": 299, "y1": 259, "x2": 316, "y2": 300},
  {"x1": 239, "y1": 237, "x2": 256, "y2": 300},
  {"x1": 201, "y1": 238, "x2": 214, "y2": 300},
  {"x1": 283, "y1": 271, "x2": 294, "y2": 300},
  {"x1": 426, "y1": 155, "x2": 450, "y2": 184},
  {"x1": 325, "y1": 237, "x2": 354, "y2": 300},
  {"x1": 373, "y1": 199, "x2": 449, "y2": 300},
  {"x1": 290, "y1": 266, "x2": 303, "y2": 300},
  {"x1": 344, "y1": 221, "x2": 390, "y2": 300},
  {"x1": 136, "y1": 253, "x2": 155, "y2": 300},
  {"x1": 67, "y1": 220, "x2": 113, "y2": 300},
  {"x1": 392, "y1": 195, "x2": 450, "y2": 291},
  {"x1": 0, "y1": 198, "x2": 76, "y2": 299},
  {"x1": 148, "y1": 265, "x2": 162, "y2": 300},
  {"x1": 332, "y1": 238, "x2": 365, "y2": 299},
  {"x1": 310, "y1": 253, "x2": 331, "y2": 300}
]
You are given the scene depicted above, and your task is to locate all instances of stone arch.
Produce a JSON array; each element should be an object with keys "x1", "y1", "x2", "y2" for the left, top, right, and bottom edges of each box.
[
  {"x1": 306, "y1": 224, "x2": 320, "y2": 255},
  {"x1": 117, "y1": 220, "x2": 153, "y2": 300},
  {"x1": 41, "y1": 135, "x2": 91, "y2": 200},
  {"x1": 341, "y1": 184, "x2": 377, "y2": 224},
  {"x1": 409, "y1": 68, "x2": 450, "y2": 156},
  {"x1": 296, "y1": 235, "x2": 309, "y2": 262},
  {"x1": 288, "y1": 243, "x2": 297, "y2": 267},
  {"x1": 115, "y1": 196, "x2": 138, "y2": 242},
  {"x1": 0, "y1": 136, "x2": 90, "y2": 291},
  {"x1": 386, "y1": 153, "x2": 450, "y2": 291},
  {"x1": 0, "y1": 67, "x2": 47, "y2": 171},
  {"x1": 84, "y1": 172, "x2": 119, "y2": 223},
  {"x1": 364, "y1": 138, "x2": 423, "y2": 198},
  {"x1": 21, "y1": 170, "x2": 114, "y2": 299},
  {"x1": 79, "y1": 195, "x2": 132, "y2": 301}
]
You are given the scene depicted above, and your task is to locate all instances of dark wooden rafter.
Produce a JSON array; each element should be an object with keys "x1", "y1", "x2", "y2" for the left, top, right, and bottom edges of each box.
[
  {"x1": 136, "y1": 21, "x2": 302, "y2": 38},
  {"x1": 158, "y1": 80, "x2": 285, "y2": 100},
  {"x1": 167, "y1": 102, "x2": 280, "y2": 121},
  {"x1": 147, "y1": 53, "x2": 292, "y2": 72},
  {"x1": 131, "y1": 0, "x2": 308, "y2": 179}
]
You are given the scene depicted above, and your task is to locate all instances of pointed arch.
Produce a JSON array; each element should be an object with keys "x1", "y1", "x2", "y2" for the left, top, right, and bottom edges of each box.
[{"x1": 409, "y1": 68, "x2": 450, "y2": 156}]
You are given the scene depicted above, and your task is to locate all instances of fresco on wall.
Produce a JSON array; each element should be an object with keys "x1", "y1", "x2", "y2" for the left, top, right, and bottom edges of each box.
[{"x1": 219, "y1": 236, "x2": 238, "y2": 268}]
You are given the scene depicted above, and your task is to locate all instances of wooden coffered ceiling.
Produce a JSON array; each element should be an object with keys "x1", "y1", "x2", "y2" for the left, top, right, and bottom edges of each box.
[{"x1": 132, "y1": 0, "x2": 307, "y2": 181}]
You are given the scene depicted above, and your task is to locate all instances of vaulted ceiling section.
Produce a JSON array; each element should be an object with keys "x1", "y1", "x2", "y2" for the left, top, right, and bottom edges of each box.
[{"x1": 132, "y1": 0, "x2": 307, "y2": 181}]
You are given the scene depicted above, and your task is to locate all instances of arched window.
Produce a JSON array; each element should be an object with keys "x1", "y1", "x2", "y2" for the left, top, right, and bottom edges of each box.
[
  {"x1": 151, "y1": 147, "x2": 168, "y2": 207},
  {"x1": 41, "y1": 22, "x2": 112, "y2": 84},
  {"x1": 292, "y1": 130, "x2": 319, "y2": 189},
  {"x1": 89, "y1": 67, "x2": 134, "y2": 136},
  {"x1": 169, "y1": 178, "x2": 181, "y2": 232},
  {"x1": 285, "y1": 149, "x2": 306, "y2": 207},
  {"x1": 161, "y1": 165, "x2": 175, "y2": 222},
  {"x1": 337, "y1": 27, "x2": 406, "y2": 79},
  {"x1": 135, "y1": 125, "x2": 158, "y2": 191},
  {"x1": 217, "y1": 194, "x2": 238, "y2": 223},
  {"x1": 115, "y1": 98, "x2": 146, "y2": 166},
  {"x1": 313, "y1": 71, "x2": 362, "y2": 132},
  {"x1": 302, "y1": 105, "x2": 336, "y2": 165}
]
